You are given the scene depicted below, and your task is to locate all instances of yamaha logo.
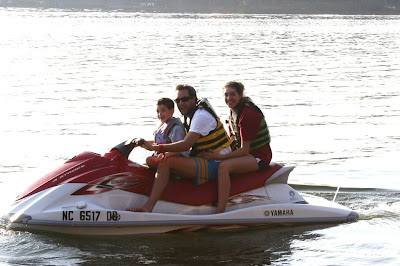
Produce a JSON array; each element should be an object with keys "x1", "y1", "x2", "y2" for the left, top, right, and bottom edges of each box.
[
  {"x1": 289, "y1": 190, "x2": 296, "y2": 197},
  {"x1": 265, "y1": 209, "x2": 294, "y2": 217}
]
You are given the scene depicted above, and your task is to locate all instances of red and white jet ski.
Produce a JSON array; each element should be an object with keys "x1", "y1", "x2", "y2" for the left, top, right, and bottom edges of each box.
[{"x1": 3, "y1": 139, "x2": 358, "y2": 235}]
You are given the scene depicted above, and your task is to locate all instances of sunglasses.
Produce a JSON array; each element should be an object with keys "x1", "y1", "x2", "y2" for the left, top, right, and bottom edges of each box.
[{"x1": 174, "y1": 96, "x2": 192, "y2": 104}]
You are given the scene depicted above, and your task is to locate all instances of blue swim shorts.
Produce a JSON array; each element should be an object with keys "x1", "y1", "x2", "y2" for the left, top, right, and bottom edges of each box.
[{"x1": 192, "y1": 157, "x2": 220, "y2": 186}]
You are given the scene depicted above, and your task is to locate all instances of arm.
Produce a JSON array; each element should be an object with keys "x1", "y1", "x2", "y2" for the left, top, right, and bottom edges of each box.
[
  {"x1": 203, "y1": 106, "x2": 261, "y2": 160},
  {"x1": 137, "y1": 139, "x2": 154, "y2": 150},
  {"x1": 168, "y1": 124, "x2": 190, "y2": 157},
  {"x1": 147, "y1": 131, "x2": 201, "y2": 153},
  {"x1": 155, "y1": 110, "x2": 214, "y2": 153},
  {"x1": 222, "y1": 140, "x2": 251, "y2": 159},
  {"x1": 202, "y1": 139, "x2": 251, "y2": 160}
]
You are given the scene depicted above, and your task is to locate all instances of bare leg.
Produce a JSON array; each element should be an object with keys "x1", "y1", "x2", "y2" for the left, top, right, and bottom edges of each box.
[
  {"x1": 146, "y1": 156, "x2": 159, "y2": 169},
  {"x1": 126, "y1": 207, "x2": 149, "y2": 212},
  {"x1": 141, "y1": 159, "x2": 171, "y2": 212},
  {"x1": 129, "y1": 156, "x2": 198, "y2": 212},
  {"x1": 216, "y1": 155, "x2": 259, "y2": 213},
  {"x1": 216, "y1": 162, "x2": 230, "y2": 213}
]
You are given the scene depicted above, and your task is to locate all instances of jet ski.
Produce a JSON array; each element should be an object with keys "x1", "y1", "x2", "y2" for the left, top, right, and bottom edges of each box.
[{"x1": 3, "y1": 139, "x2": 358, "y2": 235}]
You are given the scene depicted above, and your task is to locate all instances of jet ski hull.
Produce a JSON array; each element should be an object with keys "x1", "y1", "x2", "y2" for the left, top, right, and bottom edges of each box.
[
  {"x1": 5, "y1": 184, "x2": 357, "y2": 235},
  {"x1": 3, "y1": 140, "x2": 358, "y2": 235}
]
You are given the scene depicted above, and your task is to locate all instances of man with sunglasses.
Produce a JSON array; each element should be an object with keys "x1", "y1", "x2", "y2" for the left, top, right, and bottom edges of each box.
[{"x1": 128, "y1": 84, "x2": 231, "y2": 213}]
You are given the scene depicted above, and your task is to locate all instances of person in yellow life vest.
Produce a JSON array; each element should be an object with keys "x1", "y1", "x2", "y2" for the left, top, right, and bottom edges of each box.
[
  {"x1": 202, "y1": 81, "x2": 272, "y2": 213},
  {"x1": 127, "y1": 84, "x2": 231, "y2": 213}
]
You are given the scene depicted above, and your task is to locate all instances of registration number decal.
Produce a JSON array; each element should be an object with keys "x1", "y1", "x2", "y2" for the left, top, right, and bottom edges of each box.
[{"x1": 62, "y1": 211, "x2": 120, "y2": 221}]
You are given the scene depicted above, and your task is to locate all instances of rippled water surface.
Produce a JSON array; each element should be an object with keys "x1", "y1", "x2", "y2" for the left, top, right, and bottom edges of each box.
[{"x1": 0, "y1": 8, "x2": 399, "y2": 265}]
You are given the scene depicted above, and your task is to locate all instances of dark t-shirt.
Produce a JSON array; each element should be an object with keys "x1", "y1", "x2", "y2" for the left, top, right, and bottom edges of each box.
[{"x1": 237, "y1": 105, "x2": 272, "y2": 164}]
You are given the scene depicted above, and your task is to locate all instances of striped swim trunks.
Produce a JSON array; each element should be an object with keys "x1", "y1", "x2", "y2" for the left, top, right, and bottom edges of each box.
[{"x1": 192, "y1": 157, "x2": 220, "y2": 185}]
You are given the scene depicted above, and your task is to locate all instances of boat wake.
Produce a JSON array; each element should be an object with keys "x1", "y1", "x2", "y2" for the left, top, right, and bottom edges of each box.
[{"x1": 291, "y1": 184, "x2": 400, "y2": 222}]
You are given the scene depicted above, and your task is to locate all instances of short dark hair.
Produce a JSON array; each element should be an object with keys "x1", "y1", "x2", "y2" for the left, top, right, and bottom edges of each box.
[
  {"x1": 157, "y1": 97, "x2": 175, "y2": 110},
  {"x1": 175, "y1": 84, "x2": 197, "y2": 100},
  {"x1": 224, "y1": 81, "x2": 245, "y2": 96}
]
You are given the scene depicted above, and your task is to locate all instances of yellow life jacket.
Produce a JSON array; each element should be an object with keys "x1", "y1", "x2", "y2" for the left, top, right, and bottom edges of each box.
[{"x1": 184, "y1": 99, "x2": 231, "y2": 157}]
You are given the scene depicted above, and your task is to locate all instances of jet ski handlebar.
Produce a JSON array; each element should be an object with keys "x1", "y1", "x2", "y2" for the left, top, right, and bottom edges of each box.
[{"x1": 111, "y1": 138, "x2": 145, "y2": 159}]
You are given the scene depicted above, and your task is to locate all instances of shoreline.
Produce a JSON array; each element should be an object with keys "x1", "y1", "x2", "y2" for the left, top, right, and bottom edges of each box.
[{"x1": 1, "y1": 0, "x2": 399, "y2": 15}]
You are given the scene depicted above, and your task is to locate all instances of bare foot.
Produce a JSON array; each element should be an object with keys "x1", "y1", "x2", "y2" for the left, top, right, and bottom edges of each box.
[{"x1": 126, "y1": 207, "x2": 149, "y2": 212}]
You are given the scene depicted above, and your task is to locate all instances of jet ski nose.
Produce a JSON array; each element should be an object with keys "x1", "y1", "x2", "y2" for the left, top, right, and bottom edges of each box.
[
  {"x1": 347, "y1": 211, "x2": 359, "y2": 221},
  {"x1": 9, "y1": 213, "x2": 32, "y2": 224}
]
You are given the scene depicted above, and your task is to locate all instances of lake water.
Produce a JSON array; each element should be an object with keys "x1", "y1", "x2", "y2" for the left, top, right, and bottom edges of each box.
[{"x1": 0, "y1": 8, "x2": 399, "y2": 265}]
